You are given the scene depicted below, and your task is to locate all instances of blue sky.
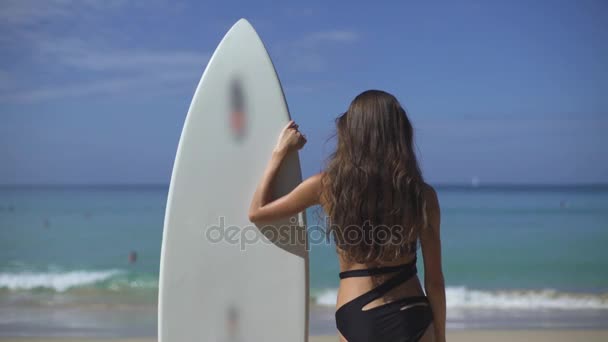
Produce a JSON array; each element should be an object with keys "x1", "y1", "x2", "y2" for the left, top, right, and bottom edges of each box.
[{"x1": 0, "y1": 0, "x2": 606, "y2": 185}]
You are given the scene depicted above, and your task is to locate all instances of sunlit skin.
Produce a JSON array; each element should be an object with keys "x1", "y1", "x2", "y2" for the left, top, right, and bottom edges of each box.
[{"x1": 249, "y1": 120, "x2": 446, "y2": 342}]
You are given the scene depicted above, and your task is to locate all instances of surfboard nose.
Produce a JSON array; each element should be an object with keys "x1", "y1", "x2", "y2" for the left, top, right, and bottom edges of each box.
[{"x1": 231, "y1": 18, "x2": 255, "y2": 33}]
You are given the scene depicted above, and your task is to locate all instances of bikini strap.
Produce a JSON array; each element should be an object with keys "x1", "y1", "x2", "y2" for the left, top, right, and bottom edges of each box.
[
  {"x1": 339, "y1": 257, "x2": 417, "y2": 279},
  {"x1": 364, "y1": 263, "x2": 418, "y2": 301},
  {"x1": 338, "y1": 258, "x2": 419, "y2": 306}
]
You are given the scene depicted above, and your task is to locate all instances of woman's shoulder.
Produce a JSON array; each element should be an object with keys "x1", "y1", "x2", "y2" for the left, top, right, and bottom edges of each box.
[
  {"x1": 310, "y1": 172, "x2": 329, "y2": 209},
  {"x1": 421, "y1": 182, "x2": 440, "y2": 228},
  {"x1": 422, "y1": 183, "x2": 439, "y2": 215},
  {"x1": 422, "y1": 182, "x2": 438, "y2": 202},
  {"x1": 305, "y1": 172, "x2": 325, "y2": 193}
]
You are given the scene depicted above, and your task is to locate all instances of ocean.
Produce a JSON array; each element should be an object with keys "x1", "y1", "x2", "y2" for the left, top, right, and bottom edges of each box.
[{"x1": 1, "y1": 185, "x2": 607, "y2": 337}]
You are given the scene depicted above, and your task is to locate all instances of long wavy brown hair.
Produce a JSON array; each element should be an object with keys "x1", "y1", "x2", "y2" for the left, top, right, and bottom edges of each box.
[{"x1": 321, "y1": 90, "x2": 427, "y2": 264}]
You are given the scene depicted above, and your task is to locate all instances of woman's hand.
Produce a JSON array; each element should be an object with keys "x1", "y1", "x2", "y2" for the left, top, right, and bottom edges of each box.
[{"x1": 274, "y1": 120, "x2": 306, "y2": 155}]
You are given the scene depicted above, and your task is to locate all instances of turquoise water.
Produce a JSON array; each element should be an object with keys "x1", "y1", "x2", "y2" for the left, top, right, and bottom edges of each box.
[
  {"x1": 1, "y1": 185, "x2": 607, "y2": 335},
  {"x1": 309, "y1": 186, "x2": 608, "y2": 309},
  {"x1": 0, "y1": 187, "x2": 163, "y2": 296}
]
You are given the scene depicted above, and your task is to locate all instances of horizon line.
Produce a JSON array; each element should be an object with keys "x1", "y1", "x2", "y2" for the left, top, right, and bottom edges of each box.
[{"x1": 1, "y1": 182, "x2": 607, "y2": 189}]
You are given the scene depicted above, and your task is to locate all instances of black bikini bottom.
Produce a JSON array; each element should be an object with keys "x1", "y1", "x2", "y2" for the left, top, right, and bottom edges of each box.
[{"x1": 335, "y1": 258, "x2": 433, "y2": 342}]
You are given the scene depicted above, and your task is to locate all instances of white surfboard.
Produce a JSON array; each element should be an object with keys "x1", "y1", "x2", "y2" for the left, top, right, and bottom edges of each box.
[{"x1": 158, "y1": 19, "x2": 308, "y2": 342}]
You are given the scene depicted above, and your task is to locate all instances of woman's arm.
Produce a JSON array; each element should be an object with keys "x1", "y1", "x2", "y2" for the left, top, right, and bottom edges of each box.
[
  {"x1": 420, "y1": 185, "x2": 446, "y2": 342},
  {"x1": 248, "y1": 120, "x2": 321, "y2": 224}
]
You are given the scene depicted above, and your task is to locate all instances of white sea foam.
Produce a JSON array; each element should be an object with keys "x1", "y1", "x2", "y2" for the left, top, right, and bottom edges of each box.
[
  {"x1": 0, "y1": 270, "x2": 122, "y2": 292},
  {"x1": 446, "y1": 286, "x2": 608, "y2": 310},
  {"x1": 312, "y1": 286, "x2": 608, "y2": 310},
  {"x1": 315, "y1": 288, "x2": 339, "y2": 306}
]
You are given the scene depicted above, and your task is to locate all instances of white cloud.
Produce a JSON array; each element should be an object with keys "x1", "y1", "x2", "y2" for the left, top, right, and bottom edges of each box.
[
  {"x1": 283, "y1": 80, "x2": 340, "y2": 95},
  {"x1": 0, "y1": 70, "x2": 196, "y2": 103},
  {"x1": 0, "y1": 39, "x2": 208, "y2": 103},
  {"x1": 0, "y1": 1, "x2": 353, "y2": 101},
  {"x1": 300, "y1": 30, "x2": 359, "y2": 45},
  {"x1": 0, "y1": 78, "x2": 140, "y2": 102},
  {"x1": 0, "y1": 0, "x2": 71, "y2": 25},
  {"x1": 34, "y1": 37, "x2": 208, "y2": 72},
  {"x1": 0, "y1": 0, "x2": 205, "y2": 103},
  {"x1": 0, "y1": 0, "x2": 134, "y2": 26},
  {"x1": 276, "y1": 29, "x2": 358, "y2": 72},
  {"x1": 64, "y1": 50, "x2": 207, "y2": 71}
]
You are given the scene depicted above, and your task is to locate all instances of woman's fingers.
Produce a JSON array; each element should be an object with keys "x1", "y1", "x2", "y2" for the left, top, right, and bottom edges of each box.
[
  {"x1": 279, "y1": 120, "x2": 306, "y2": 150},
  {"x1": 283, "y1": 120, "x2": 295, "y2": 132}
]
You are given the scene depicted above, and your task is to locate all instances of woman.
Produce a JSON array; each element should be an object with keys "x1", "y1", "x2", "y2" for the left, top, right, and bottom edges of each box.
[{"x1": 248, "y1": 90, "x2": 446, "y2": 342}]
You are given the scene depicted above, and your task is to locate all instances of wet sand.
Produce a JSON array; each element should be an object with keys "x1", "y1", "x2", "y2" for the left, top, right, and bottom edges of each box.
[{"x1": 2, "y1": 330, "x2": 608, "y2": 342}]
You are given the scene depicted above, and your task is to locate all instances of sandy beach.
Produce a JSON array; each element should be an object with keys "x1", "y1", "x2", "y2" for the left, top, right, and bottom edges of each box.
[{"x1": 1, "y1": 330, "x2": 608, "y2": 342}]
